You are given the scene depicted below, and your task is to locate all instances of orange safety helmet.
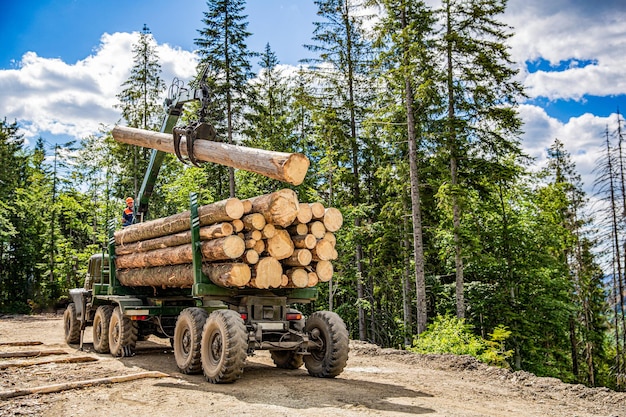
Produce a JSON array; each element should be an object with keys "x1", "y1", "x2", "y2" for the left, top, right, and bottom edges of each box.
[{"x1": 126, "y1": 197, "x2": 134, "y2": 204}]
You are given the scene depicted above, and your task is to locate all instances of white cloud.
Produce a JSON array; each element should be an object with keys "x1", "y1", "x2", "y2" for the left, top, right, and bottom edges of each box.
[{"x1": 0, "y1": 32, "x2": 198, "y2": 141}]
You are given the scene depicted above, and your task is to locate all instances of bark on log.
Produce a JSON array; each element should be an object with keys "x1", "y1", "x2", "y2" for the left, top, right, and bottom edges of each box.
[
  {"x1": 115, "y1": 223, "x2": 234, "y2": 256},
  {"x1": 115, "y1": 235, "x2": 244, "y2": 269},
  {"x1": 283, "y1": 249, "x2": 312, "y2": 267},
  {"x1": 117, "y1": 264, "x2": 195, "y2": 287},
  {"x1": 0, "y1": 350, "x2": 67, "y2": 359},
  {"x1": 292, "y1": 234, "x2": 317, "y2": 250},
  {"x1": 266, "y1": 229, "x2": 295, "y2": 260},
  {"x1": 204, "y1": 263, "x2": 251, "y2": 287},
  {"x1": 285, "y1": 268, "x2": 309, "y2": 288},
  {"x1": 322, "y1": 207, "x2": 343, "y2": 232},
  {"x1": 0, "y1": 371, "x2": 168, "y2": 400},
  {"x1": 314, "y1": 260, "x2": 333, "y2": 282},
  {"x1": 114, "y1": 198, "x2": 243, "y2": 245},
  {"x1": 0, "y1": 341, "x2": 43, "y2": 347},
  {"x1": 112, "y1": 125, "x2": 309, "y2": 186},
  {"x1": 0, "y1": 356, "x2": 98, "y2": 370},
  {"x1": 245, "y1": 189, "x2": 299, "y2": 228}
]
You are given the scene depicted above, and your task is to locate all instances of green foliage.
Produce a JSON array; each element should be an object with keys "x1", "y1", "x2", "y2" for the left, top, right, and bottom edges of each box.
[{"x1": 410, "y1": 315, "x2": 512, "y2": 368}]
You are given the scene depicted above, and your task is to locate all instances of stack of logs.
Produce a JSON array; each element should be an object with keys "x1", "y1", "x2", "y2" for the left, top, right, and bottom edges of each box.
[{"x1": 113, "y1": 189, "x2": 342, "y2": 290}]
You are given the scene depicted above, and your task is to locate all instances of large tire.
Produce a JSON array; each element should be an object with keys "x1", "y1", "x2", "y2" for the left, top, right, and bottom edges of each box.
[
  {"x1": 201, "y1": 309, "x2": 248, "y2": 383},
  {"x1": 271, "y1": 350, "x2": 304, "y2": 369},
  {"x1": 303, "y1": 311, "x2": 349, "y2": 378},
  {"x1": 174, "y1": 307, "x2": 208, "y2": 374},
  {"x1": 63, "y1": 303, "x2": 81, "y2": 344},
  {"x1": 93, "y1": 305, "x2": 114, "y2": 353},
  {"x1": 108, "y1": 306, "x2": 138, "y2": 357}
]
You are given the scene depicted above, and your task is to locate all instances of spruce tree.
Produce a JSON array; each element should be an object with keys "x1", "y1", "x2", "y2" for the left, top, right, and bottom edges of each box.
[{"x1": 195, "y1": 0, "x2": 254, "y2": 198}]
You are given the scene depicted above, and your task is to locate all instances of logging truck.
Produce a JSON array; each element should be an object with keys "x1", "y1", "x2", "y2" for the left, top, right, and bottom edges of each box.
[{"x1": 63, "y1": 71, "x2": 349, "y2": 383}]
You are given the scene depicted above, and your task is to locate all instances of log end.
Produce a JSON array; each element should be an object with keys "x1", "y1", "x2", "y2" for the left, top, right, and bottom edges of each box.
[
  {"x1": 282, "y1": 153, "x2": 310, "y2": 186},
  {"x1": 224, "y1": 198, "x2": 245, "y2": 220}
]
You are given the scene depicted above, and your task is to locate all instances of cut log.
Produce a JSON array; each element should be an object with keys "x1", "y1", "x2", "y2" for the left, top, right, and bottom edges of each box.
[
  {"x1": 115, "y1": 222, "x2": 234, "y2": 256},
  {"x1": 309, "y1": 221, "x2": 326, "y2": 239},
  {"x1": 245, "y1": 189, "x2": 299, "y2": 228},
  {"x1": 253, "y1": 239, "x2": 265, "y2": 254},
  {"x1": 292, "y1": 234, "x2": 317, "y2": 250},
  {"x1": 287, "y1": 223, "x2": 308, "y2": 236},
  {"x1": 232, "y1": 219, "x2": 244, "y2": 233},
  {"x1": 112, "y1": 125, "x2": 309, "y2": 185},
  {"x1": 283, "y1": 249, "x2": 312, "y2": 267},
  {"x1": 311, "y1": 239, "x2": 336, "y2": 261},
  {"x1": 0, "y1": 350, "x2": 67, "y2": 359},
  {"x1": 0, "y1": 371, "x2": 168, "y2": 400},
  {"x1": 114, "y1": 198, "x2": 243, "y2": 245},
  {"x1": 314, "y1": 260, "x2": 333, "y2": 282},
  {"x1": 266, "y1": 229, "x2": 295, "y2": 260},
  {"x1": 0, "y1": 356, "x2": 98, "y2": 370},
  {"x1": 242, "y1": 249, "x2": 260, "y2": 265},
  {"x1": 242, "y1": 213, "x2": 266, "y2": 231},
  {"x1": 323, "y1": 207, "x2": 343, "y2": 232},
  {"x1": 285, "y1": 268, "x2": 309, "y2": 288},
  {"x1": 250, "y1": 257, "x2": 282, "y2": 289},
  {"x1": 296, "y1": 203, "x2": 313, "y2": 224},
  {"x1": 117, "y1": 264, "x2": 195, "y2": 287},
  {"x1": 261, "y1": 224, "x2": 276, "y2": 239},
  {"x1": 281, "y1": 274, "x2": 289, "y2": 287},
  {"x1": 0, "y1": 341, "x2": 43, "y2": 347},
  {"x1": 307, "y1": 271, "x2": 319, "y2": 287},
  {"x1": 242, "y1": 200, "x2": 253, "y2": 214},
  {"x1": 245, "y1": 239, "x2": 258, "y2": 249},
  {"x1": 115, "y1": 235, "x2": 245, "y2": 269},
  {"x1": 323, "y1": 232, "x2": 336, "y2": 247},
  {"x1": 245, "y1": 230, "x2": 263, "y2": 241},
  {"x1": 310, "y1": 202, "x2": 325, "y2": 219},
  {"x1": 204, "y1": 263, "x2": 251, "y2": 287}
]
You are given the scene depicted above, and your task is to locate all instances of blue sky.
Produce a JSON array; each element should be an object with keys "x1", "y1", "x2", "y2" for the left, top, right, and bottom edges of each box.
[{"x1": 1, "y1": 0, "x2": 626, "y2": 201}]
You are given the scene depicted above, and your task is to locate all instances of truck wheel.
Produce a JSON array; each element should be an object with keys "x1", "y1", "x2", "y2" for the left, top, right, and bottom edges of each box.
[
  {"x1": 303, "y1": 311, "x2": 349, "y2": 378},
  {"x1": 93, "y1": 305, "x2": 114, "y2": 353},
  {"x1": 201, "y1": 309, "x2": 247, "y2": 383},
  {"x1": 108, "y1": 306, "x2": 138, "y2": 357},
  {"x1": 271, "y1": 350, "x2": 304, "y2": 369},
  {"x1": 63, "y1": 303, "x2": 81, "y2": 344},
  {"x1": 174, "y1": 307, "x2": 208, "y2": 374}
]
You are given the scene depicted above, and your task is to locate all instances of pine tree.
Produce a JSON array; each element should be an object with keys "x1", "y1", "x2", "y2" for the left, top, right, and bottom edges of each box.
[{"x1": 195, "y1": 0, "x2": 255, "y2": 198}]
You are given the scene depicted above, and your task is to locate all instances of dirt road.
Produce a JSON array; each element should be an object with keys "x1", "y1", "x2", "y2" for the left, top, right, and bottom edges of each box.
[{"x1": 0, "y1": 315, "x2": 624, "y2": 417}]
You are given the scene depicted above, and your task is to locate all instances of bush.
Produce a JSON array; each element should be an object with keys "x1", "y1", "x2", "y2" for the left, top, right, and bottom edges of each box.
[{"x1": 409, "y1": 315, "x2": 513, "y2": 368}]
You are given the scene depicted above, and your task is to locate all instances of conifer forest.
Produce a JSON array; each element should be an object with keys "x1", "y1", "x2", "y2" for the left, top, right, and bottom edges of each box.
[{"x1": 1, "y1": 0, "x2": 625, "y2": 390}]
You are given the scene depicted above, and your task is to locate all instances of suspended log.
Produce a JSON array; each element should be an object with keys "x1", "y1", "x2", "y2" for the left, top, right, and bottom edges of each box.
[
  {"x1": 283, "y1": 249, "x2": 312, "y2": 267},
  {"x1": 204, "y1": 263, "x2": 251, "y2": 287},
  {"x1": 114, "y1": 198, "x2": 244, "y2": 245},
  {"x1": 112, "y1": 125, "x2": 309, "y2": 186},
  {"x1": 0, "y1": 371, "x2": 168, "y2": 400},
  {"x1": 115, "y1": 235, "x2": 245, "y2": 269},
  {"x1": 266, "y1": 229, "x2": 295, "y2": 260},
  {"x1": 322, "y1": 208, "x2": 343, "y2": 232},
  {"x1": 245, "y1": 189, "x2": 299, "y2": 227},
  {"x1": 314, "y1": 260, "x2": 333, "y2": 282},
  {"x1": 115, "y1": 222, "x2": 234, "y2": 256}
]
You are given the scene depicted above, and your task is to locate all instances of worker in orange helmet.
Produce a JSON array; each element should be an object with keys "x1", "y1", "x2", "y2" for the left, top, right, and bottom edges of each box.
[{"x1": 122, "y1": 197, "x2": 135, "y2": 227}]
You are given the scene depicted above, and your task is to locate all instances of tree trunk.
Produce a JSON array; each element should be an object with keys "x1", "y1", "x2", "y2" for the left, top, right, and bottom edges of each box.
[
  {"x1": 111, "y1": 125, "x2": 310, "y2": 186},
  {"x1": 204, "y1": 263, "x2": 251, "y2": 287}
]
